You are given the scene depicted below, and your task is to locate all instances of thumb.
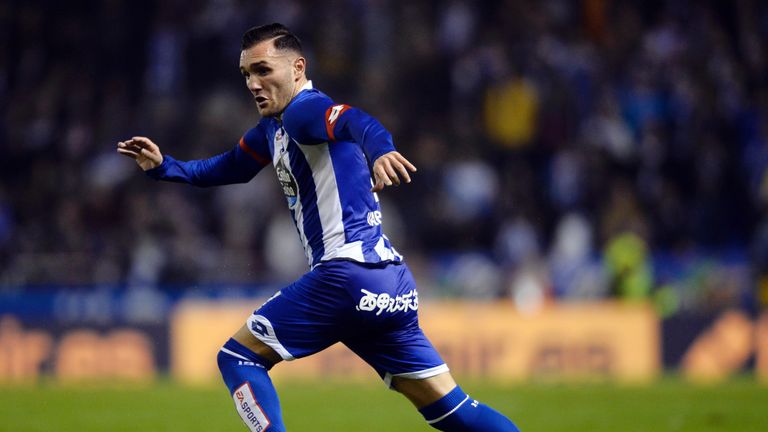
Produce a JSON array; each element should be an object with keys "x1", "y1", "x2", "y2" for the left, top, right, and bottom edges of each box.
[{"x1": 371, "y1": 173, "x2": 384, "y2": 192}]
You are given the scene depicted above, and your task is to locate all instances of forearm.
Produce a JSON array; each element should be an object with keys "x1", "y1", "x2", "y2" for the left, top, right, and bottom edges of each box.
[{"x1": 146, "y1": 151, "x2": 257, "y2": 187}]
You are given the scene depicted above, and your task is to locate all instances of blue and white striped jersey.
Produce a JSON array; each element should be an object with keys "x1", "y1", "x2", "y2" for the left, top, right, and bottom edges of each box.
[{"x1": 147, "y1": 81, "x2": 403, "y2": 269}]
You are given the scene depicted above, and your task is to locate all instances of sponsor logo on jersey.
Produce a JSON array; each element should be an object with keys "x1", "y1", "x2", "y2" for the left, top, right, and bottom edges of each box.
[
  {"x1": 275, "y1": 153, "x2": 299, "y2": 209},
  {"x1": 234, "y1": 383, "x2": 271, "y2": 432},
  {"x1": 356, "y1": 289, "x2": 419, "y2": 315}
]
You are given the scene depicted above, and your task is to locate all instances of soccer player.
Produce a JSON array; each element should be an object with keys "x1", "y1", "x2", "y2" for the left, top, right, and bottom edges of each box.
[{"x1": 117, "y1": 23, "x2": 519, "y2": 432}]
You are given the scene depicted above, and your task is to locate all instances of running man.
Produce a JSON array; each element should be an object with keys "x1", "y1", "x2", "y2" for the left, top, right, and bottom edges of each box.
[{"x1": 117, "y1": 23, "x2": 519, "y2": 432}]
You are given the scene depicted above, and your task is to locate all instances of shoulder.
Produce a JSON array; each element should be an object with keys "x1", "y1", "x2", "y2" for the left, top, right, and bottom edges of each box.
[
  {"x1": 239, "y1": 119, "x2": 272, "y2": 165},
  {"x1": 242, "y1": 119, "x2": 268, "y2": 141},
  {"x1": 283, "y1": 89, "x2": 335, "y2": 122},
  {"x1": 282, "y1": 89, "x2": 337, "y2": 143}
]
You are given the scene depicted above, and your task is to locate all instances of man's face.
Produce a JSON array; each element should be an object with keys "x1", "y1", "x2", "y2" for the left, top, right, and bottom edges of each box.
[{"x1": 239, "y1": 39, "x2": 305, "y2": 117}]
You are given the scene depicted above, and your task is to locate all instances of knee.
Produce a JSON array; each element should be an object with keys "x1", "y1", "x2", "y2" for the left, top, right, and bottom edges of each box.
[
  {"x1": 216, "y1": 346, "x2": 229, "y2": 371},
  {"x1": 218, "y1": 337, "x2": 277, "y2": 371}
]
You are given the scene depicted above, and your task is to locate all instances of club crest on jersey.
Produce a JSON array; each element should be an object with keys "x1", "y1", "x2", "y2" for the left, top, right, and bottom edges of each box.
[
  {"x1": 274, "y1": 127, "x2": 288, "y2": 147},
  {"x1": 275, "y1": 152, "x2": 299, "y2": 209}
]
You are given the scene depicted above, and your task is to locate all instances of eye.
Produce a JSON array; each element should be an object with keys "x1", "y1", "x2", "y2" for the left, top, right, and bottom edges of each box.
[
  {"x1": 256, "y1": 67, "x2": 270, "y2": 77},
  {"x1": 241, "y1": 70, "x2": 249, "y2": 78}
]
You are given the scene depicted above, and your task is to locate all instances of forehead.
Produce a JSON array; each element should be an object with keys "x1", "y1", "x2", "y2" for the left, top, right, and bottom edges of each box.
[{"x1": 239, "y1": 39, "x2": 291, "y2": 67}]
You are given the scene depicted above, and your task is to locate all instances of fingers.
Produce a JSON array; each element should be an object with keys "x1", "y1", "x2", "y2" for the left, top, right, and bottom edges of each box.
[
  {"x1": 371, "y1": 152, "x2": 418, "y2": 191},
  {"x1": 393, "y1": 152, "x2": 417, "y2": 172},
  {"x1": 116, "y1": 147, "x2": 140, "y2": 158},
  {"x1": 382, "y1": 161, "x2": 400, "y2": 186},
  {"x1": 118, "y1": 137, "x2": 158, "y2": 153},
  {"x1": 117, "y1": 137, "x2": 164, "y2": 170},
  {"x1": 117, "y1": 141, "x2": 141, "y2": 158},
  {"x1": 130, "y1": 136, "x2": 161, "y2": 153},
  {"x1": 392, "y1": 159, "x2": 411, "y2": 184},
  {"x1": 372, "y1": 164, "x2": 391, "y2": 190}
]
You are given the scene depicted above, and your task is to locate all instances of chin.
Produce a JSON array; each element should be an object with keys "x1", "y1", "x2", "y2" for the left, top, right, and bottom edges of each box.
[{"x1": 257, "y1": 106, "x2": 279, "y2": 117}]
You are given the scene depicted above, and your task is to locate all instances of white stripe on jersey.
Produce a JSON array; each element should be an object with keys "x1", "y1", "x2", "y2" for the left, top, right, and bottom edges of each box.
[
  {"x1": 374, "y1": 236, "x2": 398, "y2": 261},
  {"x1": 321, "y1": 240, "x2": 365, "y2": 262},
  {"x1": 296, "y1": 141, "x2": 347, "y2": 262}
]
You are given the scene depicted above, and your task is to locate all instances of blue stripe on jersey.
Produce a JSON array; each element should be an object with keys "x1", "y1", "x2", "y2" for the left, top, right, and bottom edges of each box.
[
  {"x1": 363, "y1": 235, "x2": 384, "y2": 263},
  {"x1": 286, "y1": 140, "x2": 325, "y2": 265},
  {"x1": 328, "y1": 141, "x2": 377, "y2": 242}
]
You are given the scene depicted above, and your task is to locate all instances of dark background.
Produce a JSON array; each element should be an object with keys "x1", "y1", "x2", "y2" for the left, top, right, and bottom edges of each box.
[{"x1": 1, "y1": 0, "x2": 767, "y2": 317}]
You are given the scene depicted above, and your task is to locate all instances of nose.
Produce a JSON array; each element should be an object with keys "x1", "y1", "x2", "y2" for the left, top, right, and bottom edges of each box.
[{"x1": 247, "y1": 76, "x2": 262, "y2": 92}]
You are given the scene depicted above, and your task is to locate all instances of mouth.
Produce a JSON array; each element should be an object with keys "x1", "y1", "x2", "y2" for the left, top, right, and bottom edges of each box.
[{"x1": 254, "y1": 95, "x2": 268, "y2": 108}]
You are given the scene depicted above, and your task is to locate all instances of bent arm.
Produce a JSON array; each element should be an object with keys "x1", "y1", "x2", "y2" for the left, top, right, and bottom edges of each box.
[
  {"x1": 328, "y1": 106, "x2": 396, "y2": 164},
  {"x1": 284, "y1": 98, "x2": 395, "y2": 165},
  {"x1": 283, "y1": 95, "x2": 416, "y2": 191}
]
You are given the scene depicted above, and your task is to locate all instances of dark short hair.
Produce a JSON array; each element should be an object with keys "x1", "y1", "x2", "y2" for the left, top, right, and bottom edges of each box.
[{"x1": 241, "y1": 23, "x2": 302, "y2": 53}]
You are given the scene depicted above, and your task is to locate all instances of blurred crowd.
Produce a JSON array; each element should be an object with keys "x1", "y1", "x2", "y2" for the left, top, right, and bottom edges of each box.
[{"x1": 1, "y1": 0, "x2": 767, "y2": 314}]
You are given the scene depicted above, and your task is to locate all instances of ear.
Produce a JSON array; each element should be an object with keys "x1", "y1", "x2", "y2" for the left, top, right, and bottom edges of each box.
[{"x1": 293, "y1": 57, "x2": 306, "y2": 80}]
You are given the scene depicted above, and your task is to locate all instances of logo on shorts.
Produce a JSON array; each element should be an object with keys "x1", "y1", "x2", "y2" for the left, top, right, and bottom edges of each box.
[
  {"x1": 356, "y1": 289, "x2": 419, "y2": 315},
  {"x1": 234, "y1": 383, "x2": 271, "y2": 432}
]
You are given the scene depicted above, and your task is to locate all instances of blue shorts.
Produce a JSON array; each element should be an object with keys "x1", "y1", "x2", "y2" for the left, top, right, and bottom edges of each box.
[{"x1": 246, "y1": 260, "x2": 448, "y2": 386}]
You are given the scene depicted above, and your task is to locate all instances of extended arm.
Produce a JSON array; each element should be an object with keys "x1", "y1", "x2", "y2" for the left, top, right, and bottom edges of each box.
[
  {"x1": 117, "y1": 127, "x2": 270, "y2": 187},
  {"x1": 145, "y1": 149, "x2": 261, "y2": 187}
]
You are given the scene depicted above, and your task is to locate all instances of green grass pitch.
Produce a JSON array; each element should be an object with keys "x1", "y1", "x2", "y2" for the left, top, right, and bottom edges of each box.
[{"x1": 1, "y1": 378, "x2": 766, "y2": 431}]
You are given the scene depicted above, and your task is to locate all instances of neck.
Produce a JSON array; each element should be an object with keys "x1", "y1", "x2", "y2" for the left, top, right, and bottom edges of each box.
[
  {"x1": 291, "y1": 77, "x2": 309, "y2": 100},
  {"x1": 276, "y1": 77, "x2": 309, "y2": 121}
]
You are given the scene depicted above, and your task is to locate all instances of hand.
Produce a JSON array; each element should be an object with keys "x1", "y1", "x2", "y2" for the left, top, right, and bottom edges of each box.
[
  {"x1": 116, "y1": 136, "x2": 164, "y2": 171},
  {"x1": 371, "y1": 151, "x2": 417, "y2": 192}
]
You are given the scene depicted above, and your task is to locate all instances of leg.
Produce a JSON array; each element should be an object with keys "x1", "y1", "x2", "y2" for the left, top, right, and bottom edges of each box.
[
  {"x1": 219, "y1": 265, "x2": 352, "y2": 431},
  {"x1": 341, "y1": 262, "x2": 520, "y2": 431},
  {"x1": 391, "y1": 370, "x2": 457, "y2": 408},
  {"x1": 393, "y1": 372, "x2": 521, "y2": 431},
  {"x1": 217, "y1": 326, "x2": 285, "y2": 432}
]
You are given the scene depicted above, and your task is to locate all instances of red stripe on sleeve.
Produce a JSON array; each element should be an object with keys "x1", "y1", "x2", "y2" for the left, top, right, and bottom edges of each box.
[
  {"x1": 239, "y1": 136, "x2": 271, "y2": 166},
  {"x1": 324, "y1": 104, "x2": 351, "y2": 141}
]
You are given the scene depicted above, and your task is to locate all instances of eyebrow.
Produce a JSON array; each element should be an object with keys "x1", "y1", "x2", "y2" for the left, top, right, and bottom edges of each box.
[{"x1": 241, "y1": 61, "x2": 270, "y2": 70}]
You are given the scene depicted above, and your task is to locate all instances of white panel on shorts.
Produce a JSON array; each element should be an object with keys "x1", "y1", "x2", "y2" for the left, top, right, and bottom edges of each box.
[
  {"x1": 382, "y1": 363, "x2": 450, "y2": 389},
  {"x1": 246, "y1": 314, "x2": 295, "y2": 361}
]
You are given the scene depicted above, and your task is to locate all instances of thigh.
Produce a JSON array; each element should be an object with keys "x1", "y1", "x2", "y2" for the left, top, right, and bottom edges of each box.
[
  {"x1": 344, "y1": 324, "x2": 448, "y2": 387},
  {"x1": 245, "y1": 264, "x2": 353, "y2": 361},
  {"x1": 342, "y1": 262, "x2": 448, "y2": 388}
]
